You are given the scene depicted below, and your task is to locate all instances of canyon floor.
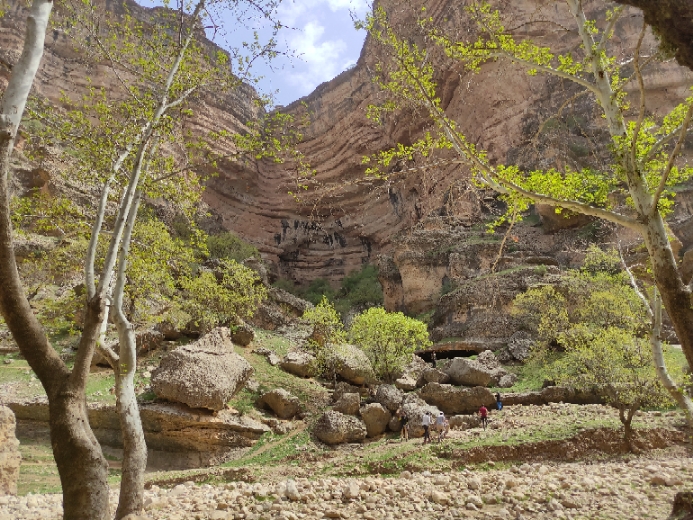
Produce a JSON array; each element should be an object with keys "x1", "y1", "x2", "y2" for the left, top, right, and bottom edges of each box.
[
  {"x1": 0, "y1": 403, "x2": 691, "y2": 520},
  {"x1": 1, "y1": 328, "x2": 692, "y2": 520}
]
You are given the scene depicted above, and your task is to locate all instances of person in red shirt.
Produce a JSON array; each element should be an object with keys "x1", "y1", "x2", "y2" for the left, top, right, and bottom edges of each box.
[{"x1": 479, "y1": 405, "x2": 488, "y2": 430}]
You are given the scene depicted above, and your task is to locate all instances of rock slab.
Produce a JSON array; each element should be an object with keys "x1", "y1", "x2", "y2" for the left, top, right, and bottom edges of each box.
[
  {"x1": 258, "y1": 389, "x2": 300, "y2": 419},
  {"x1": 151, "y1": 327, "x2": 253, "y2": 411},
  {"x1": 0, "y1": 406, "x2": 20, "y2": 495}
]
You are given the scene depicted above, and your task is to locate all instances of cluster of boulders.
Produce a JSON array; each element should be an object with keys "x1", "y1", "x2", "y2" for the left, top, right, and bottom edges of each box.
[
  {"x1": 314, "y1": 382, "x2": 496, "y2": 445},
  {"x1": 279, "y1": 343, "x2": 375, "y2": 386}
]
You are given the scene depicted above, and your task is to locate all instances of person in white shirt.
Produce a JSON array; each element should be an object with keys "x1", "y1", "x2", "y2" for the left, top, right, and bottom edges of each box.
[{"x1": 422, "y1": 411, "x2": 432, "y2": 444}]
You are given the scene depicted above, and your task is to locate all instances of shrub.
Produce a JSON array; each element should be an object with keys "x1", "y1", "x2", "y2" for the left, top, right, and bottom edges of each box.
[
  {"x1": 207, "y1": 231, "x2": 259, "y2": 262},
  {"x1": 179, "y1": 259, "x2": 266, "y2": 332},
  {"x1": 348, "y1": 307, "x2": 431, "y2": 382}
]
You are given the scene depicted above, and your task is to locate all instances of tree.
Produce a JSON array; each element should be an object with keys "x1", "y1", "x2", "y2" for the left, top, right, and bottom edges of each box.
[
  {"x1": 361, "y1": 1, "x2": 693, "y2": 383},
  {"x1": 179, "y1": 259, "x2": 266, "y2": 333},
  {"x1": 513, "y1": 247, "x2": 691, "y2": 436},
  {"x1": 348, "y1": 307, "x2": 431, "y2": 382},
  {"x1": 0, "y1": 0, "x2": 284, "y2": 516}
]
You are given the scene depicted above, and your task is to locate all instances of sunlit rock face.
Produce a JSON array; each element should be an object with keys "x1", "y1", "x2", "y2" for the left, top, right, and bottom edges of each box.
[
  {"x1": 3, "y1": 0, "x2": 692, "y2": 304},
  {"x1": 201, "y1": 0, "x2": 693, "y2": 291}
]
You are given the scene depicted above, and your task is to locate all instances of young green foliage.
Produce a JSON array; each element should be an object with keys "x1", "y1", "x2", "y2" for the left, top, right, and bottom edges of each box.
[
  {"x1": 179, "y1": 260, "x2": 267, "y2": 333},
  {"x1": 348, "y1": 307, "x2": 431, "y2": 382},
  {"x1": 513, "y1": 247, "x2": 673, "y2": 439}
]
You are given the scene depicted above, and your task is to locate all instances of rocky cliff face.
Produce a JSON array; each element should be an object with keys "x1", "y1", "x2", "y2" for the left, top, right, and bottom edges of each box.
[
  {"x1": 201, "y1": 0, "x2": 693, "y2": 289},
  {"x1": 4, "y1": 0, "x2": 693, "y2": 343}
]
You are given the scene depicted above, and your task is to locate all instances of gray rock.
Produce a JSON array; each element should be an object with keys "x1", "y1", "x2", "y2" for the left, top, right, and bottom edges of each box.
[
  {"x1": 258, "y1": 389, "x2": 300, "y2": 419},
  {"x1": 359, "y1": 403, "x2": 391, "y2": 437},
  {"x1": 401, "y1": 394, "x2": 440, "y2": 438},
  {"x1": 333, "y1": 393, "x2": 360, "y2": 415},
  {"x1": 314, "y1": 411, "x2": 367, "y2": 445},
  {"x1": 416, "y1": 367, "x2": 450, "y2": 387},
  {"x1": 333, "y1": 381, "x2": 360, "y2": 402},
  {"x1": 419, "y1": 383, "x2": 496, "y2": 414},
  {"x1": 445, "y1": 357, "x2": 494, "y2": 387},
  {"x1": 280, "y1": 351, "x2": 317, "y2": 378},
  {"x1": 449, "y1": 414, "x2": 481, "y2": 430},
  {"x1": 506, "y1": 331, "x2": 533, "y2": 362},
  {"x1": 395, "y1": 375, "x2": 417, "y2": 391},
  {"x1": 151, "y1": 328, "x2": 253, "y2": 411},
  {"x1": 0, "y1": 406, "x2": 21, "y2": 495},
  {"x1": 331, "y1": 343, "x2": 376, "y2": 385},
  {"x1": 498, "y1": 373, "x2": 518, "y2": 388},
  {"x1": 374, "y1": 384, "x2": 403, "y2": 413}
]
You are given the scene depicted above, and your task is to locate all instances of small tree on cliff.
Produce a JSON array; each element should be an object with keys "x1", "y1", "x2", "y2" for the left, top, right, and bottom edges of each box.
[
  {"x1": 0, "y1": 0, "x2": 285, "y2": 518},
  {"x1": 361, "y1": 1, "x2": 693, "y2": 399},
  {"x1": 349, "y1": 307, "x2": 431, "y2": 382}
]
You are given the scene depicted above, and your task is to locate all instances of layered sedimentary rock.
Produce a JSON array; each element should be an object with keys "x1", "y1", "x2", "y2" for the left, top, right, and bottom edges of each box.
[{"x1": 3, "y1": 0, "x2": 693, "y2": 312}]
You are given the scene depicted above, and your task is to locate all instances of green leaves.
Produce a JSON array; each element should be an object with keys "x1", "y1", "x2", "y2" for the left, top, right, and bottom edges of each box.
[
  {"x1": 348, "y1": 307, "x2": 431, "y2": 382},
  {"x1": 179, "y1": 260, "x2": 267, "y2": 333}
]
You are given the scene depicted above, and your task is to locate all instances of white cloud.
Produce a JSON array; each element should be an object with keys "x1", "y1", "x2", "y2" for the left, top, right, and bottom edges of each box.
[
  {"x1": 278, "y1": 0, "x2": 370, "y2": 27},
  {"x1": 285, "y1": 21, "x2": 348, "y2": 94}
]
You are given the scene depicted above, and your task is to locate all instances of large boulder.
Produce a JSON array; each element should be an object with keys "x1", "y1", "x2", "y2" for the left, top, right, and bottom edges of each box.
[
  {"x1": 395, "y1": 355, "x2": 429, "y2": 390},
  {"x1": 333, "y1": 381, "x2": 361, "y2": 402},
  {"x1": 314, "y1": 411, "x2": 367, "y2": 445},
  {"x1": 280, "y1": 350, "x2": 317, "y2": 378},
  {"x1": 400, "y1": 394, "x2": 440, "y2": 438},
  {"x1": 333, "y1": 393, "x2": 360, "y2": 415},
  {"x1": 151, "y1": 328, "x2": 253, "y2": 411},
  {"x1": 416, "y1": 367, "x2": 451, "y2": 387},
  {"x1": 419, "y1": 383, "x2": 496, "y2": 415},
  {"x1": 359, "y1": 403, "x2": 391, "y2": 437},
  {"x1": 258, "y1": 389, "x2": 300, "y2": 419},
  {"x1": 374, "y1": 384, "x2": 404, "y2": 413},
  {"x1": 449, "y1": 414, "x2": 481, "y2": 430},
  {"x1": 445, "y1": 357, "x2": 494, "y2": 387},
  {"x1": 506, "y1": 331, "x2": 533, "y2": 362},
  {"x1": 0, "y1": 406, "x2": 21, "y2": 495},
  {"x1": 331, "y1": 344, "x2": 376, "y2": 385}
]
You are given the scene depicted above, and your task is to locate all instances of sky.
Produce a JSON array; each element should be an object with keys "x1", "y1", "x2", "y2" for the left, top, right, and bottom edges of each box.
[{"x1": 137, "y1": 0, "x2": 372, "y2": 107}]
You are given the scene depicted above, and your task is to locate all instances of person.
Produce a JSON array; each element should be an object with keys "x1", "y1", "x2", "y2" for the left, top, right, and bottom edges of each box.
[
  {"x1": 495, "y1": 392, "x2": 503, "y2": 411},
  {"x1": 422, "y1": 411, "x2": 432, "y2": 444},
  {"x1": 431, "y1": 351, "x2": 437, "y2": 368},
  {"x1": 434, "y1": 411, "x2": 446, "y2": 442},
  {"x1": 397, "y1": 407, "x2": 409, "y2": 441},
  {"x1": 479, "y1": 404, "x2": 488, "y2": 430}
]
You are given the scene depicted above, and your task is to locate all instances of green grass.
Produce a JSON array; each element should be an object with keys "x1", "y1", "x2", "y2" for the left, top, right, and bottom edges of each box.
[{"x1": 228, "y1": 335, "x2": 329, "y2": 416}]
